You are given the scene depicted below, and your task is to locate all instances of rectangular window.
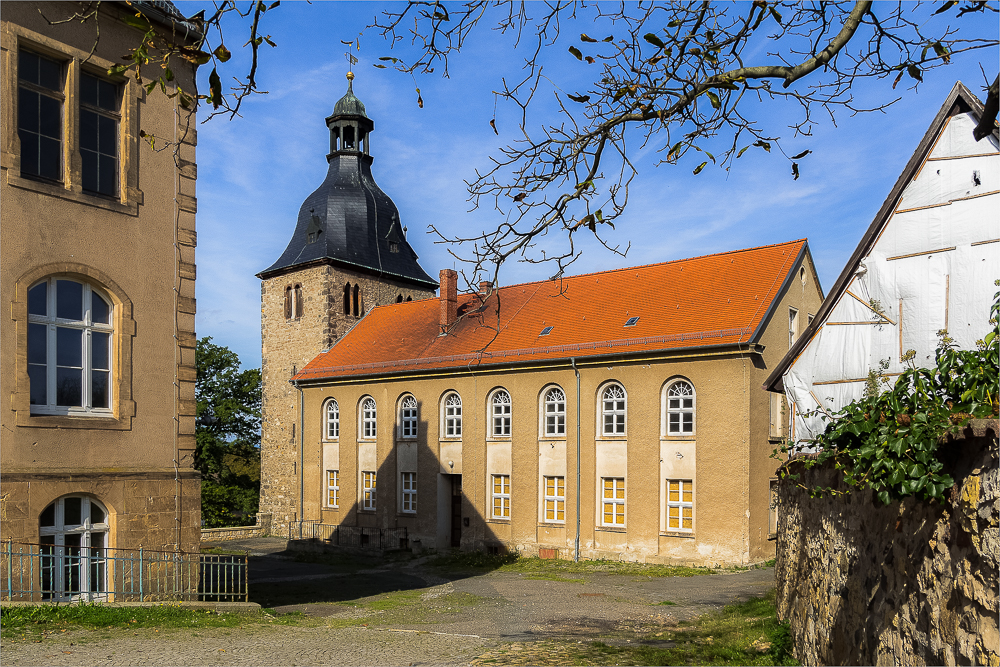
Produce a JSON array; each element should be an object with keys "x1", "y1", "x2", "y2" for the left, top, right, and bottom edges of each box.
[
  {"x1": 769, "y1": 479, "x2": 779, "y2": 537},
  {"x1": 769, "y1": 392, "x2": 784, "y2": 438},
  {"x1": 788, "y1": 308, "x2": 799, "y2": 349},
  {"x1": 326, "y1": 470, "x2": 339, "y2": 508},
  {"x1": 401, "y1": 472, "x2": 417, "y2": 513},
  {"x1": 18, "y1": 50, "x2": 64, "y2": 182},
  {"x1": 492, "y1": 474, "x2": 510, "y2": 519},
  {"x1": 362, "y1": 471, "x2": 377, "y2": 511},
  {"x1": 401, "y1": 398, "x2": 417, "y2": 438},
  {"x1": 79, "y1": 72, "x2": 120, "y2": 197},
  {"x1": 602, "y1": 477, "x2": 625, "y2": 526},
  {"x1": 666, "y1": 479, "x2": 693, "y2": 532},
  {"x1": 445, "y1": 395, "x2": 462, "y2": 437},
  {"x1": 543, "y1": 476, "x2": 565, "y2": 523}
]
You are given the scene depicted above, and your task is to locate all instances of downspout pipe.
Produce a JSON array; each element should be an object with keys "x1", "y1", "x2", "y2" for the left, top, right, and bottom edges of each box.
[
  {"x1": 571, "y1": 358, "x2": 581, "y2": 563},
  {"x1": 293, "y1": 378, "x2": 304, "y2": 539}
]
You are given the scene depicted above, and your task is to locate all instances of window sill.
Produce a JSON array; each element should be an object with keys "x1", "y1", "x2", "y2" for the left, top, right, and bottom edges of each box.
[
  {"x1": 596, "y1": 525, "x2": 626, "y2": 533},
  {"x1": 321, "y1": 438, "x2": 340, "y2": 443},
  {"x1": 768, "y1": 436, "x2": 786, "y2": 444},
  {"x1": 487, "y1": 518, "x2": 510, "y2": 524},
  {"x1": 661, "y1": 531, "x2": 695, "y2": 539},
  {"x1": 596, "y1": 436, "x2": 628, "y2": 442},
  {"x1": 439, "y1": 437, "x2": 463, "y2": 442},
  {"x1": 22, "y1": 411, "x2": 132, "y2": 431},
  {"x1": 486, "y1": 437, "x2": 512, "y2": 443},
  {"x1": 538, "y1": 435, "x2": 567, "y2": 442},
  {"x1": 662, "y1": 434, "x2": 696, "y2": 440},
  {"x1": 768, "y1": 533, "x2": 777, "y2": 541},
  {"x1": 538, "y1": 522, "x2": 566, "y2": 527},
  {"x1": 5, "y1": 171, "x2": 139, "y2": 215}
]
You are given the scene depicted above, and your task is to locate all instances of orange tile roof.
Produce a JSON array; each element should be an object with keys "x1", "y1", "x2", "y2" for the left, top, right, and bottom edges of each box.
[{"x1": 295, "y1": 240, "x2": 808, "y2": 381}]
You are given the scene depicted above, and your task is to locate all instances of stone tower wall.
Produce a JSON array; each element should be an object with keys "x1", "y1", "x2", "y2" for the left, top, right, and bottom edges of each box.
[{"x1": 259, "y1": 263, "x2": 435, "y2": 536}]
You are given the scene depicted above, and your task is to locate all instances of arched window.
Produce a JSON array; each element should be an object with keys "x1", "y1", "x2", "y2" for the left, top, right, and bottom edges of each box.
[
  {"x1": 353, "y1": 284, "x2": 360, "y2": 317},
  {"x1": 396, "y1": 294, "x2": 403, "y2": 303},
  {"x1": 343, "y1": 283, "x2": 351, "y2": 315},
  {"x1": 491, "y1": 390, "x2": 511, "y2": 437},
  {"x1": 602, "y1": 383, "x2": 627, "y2": 435},
  {"x1": 543, "y1": 387, "x2": 566, "y2": 437},
  {"x1": 361, "y1": 397, "x2": 377, "y2": 439},
  {"x1": 38, "y1": 495, "x2": 109, "y2": 601},
  {"x1": 400, "y1": 395, "x2": 418, "y2": 438},
  {"x1": 666, "y1": 381, "x2": 695, "y2": 435},
  {"x1": 324, "y1": 398, "x2": 339, "y2": 439},
  {"x1": 443, "y1": 392, "x2": 462, "y2": 437},
  {"x1": 293, "y1": 284, "x2": 303, "y2": 318},
  {"x1": 27, "y1": 277, "x2": 113, "y2": 415},
  {"x1": 405, "y1": 296, "x2": 412, "y2": 302},
  {"x1": 284, "y1": 285, "x2": 293, "y2": 319}
]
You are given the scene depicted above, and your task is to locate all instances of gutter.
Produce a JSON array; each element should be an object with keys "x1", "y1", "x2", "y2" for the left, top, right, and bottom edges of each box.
[
  {"x1": 294, "y1": 342, "x2": 768, "y2": 387},
  {"x1": 571, "y1": 358, "x2": 581, "y2": 563}
]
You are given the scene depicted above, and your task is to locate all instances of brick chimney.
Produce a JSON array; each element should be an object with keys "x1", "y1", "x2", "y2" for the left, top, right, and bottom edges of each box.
[
  {"x1": 440, "y1": 269, "x2": 458, "y2": 331},
  {"x1": 479, "y1": 281, "x2": 492, "y2": 295}
]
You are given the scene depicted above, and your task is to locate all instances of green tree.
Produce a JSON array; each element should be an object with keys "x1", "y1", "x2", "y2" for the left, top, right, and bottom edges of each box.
[{"x1": 196, "y1": 337, "x2": 262, "y2": 527}]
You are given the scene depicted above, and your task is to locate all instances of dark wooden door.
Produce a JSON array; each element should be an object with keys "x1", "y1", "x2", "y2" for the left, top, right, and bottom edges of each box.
[{"x1": 450, "y1": 475, "x2": 462, "y2": 548}]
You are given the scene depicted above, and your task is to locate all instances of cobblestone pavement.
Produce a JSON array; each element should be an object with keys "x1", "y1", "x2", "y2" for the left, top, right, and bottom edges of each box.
[{"x1": 3, "y1": 539, "x2": 775, "y2": 666}]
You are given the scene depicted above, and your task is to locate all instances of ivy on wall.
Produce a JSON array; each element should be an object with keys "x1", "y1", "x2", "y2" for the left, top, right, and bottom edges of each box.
[{"x1": 776, "y1": 283, "x2": 999, "y2": 505}]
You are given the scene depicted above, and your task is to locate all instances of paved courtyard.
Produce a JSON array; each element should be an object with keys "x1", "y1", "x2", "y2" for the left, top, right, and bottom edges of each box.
[{"x1": 4, "y1": 538, "x2": 776, "y2": 666}]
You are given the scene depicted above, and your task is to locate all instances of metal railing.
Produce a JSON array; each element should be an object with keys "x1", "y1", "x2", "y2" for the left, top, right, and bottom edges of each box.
[
  {"x1": 1, "y1": 541, "x2": 248, "y2": 603},
  {"x1": 292, "y1": 523, "x2": 408, "y2": 550}
]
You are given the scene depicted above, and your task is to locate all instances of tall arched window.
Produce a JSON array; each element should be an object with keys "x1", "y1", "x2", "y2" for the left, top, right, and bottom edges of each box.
[
  {"x1": 28, "y1": 278, "x2": 113, "y2": 415},
  {"x1": 491, "y1": 390, "x2": 512, "y2": 437},
  {"x1": 400, "y1": 395, "x2": 418, "y2": 438},
  {"x1": 293, "y1": 284, "x2": 303, "y2": 318},
  {"x1": 343, "y1": 283, "x2": 351, "y2": 315},
  {"x1": 324, "y1": 398, "x2": 339, "y2": 439},
  {"x1": 602, "y1": 383, "x2": 627, "y2": 435},
  {"x1": 443, "y1": 392, "x2": 462, "y2": 437},
  {"x1": 667, "y1": 381, "x2": 695, "y2": 435},
  {"x1": 352, "y1": 284, "x2": 360, "y2": 317},
  {"x1": 39, "y1": 495, "x2": 109, "y2": 601},
  {"x1": 284, "y1": 285, "x2": 293, "y2": 319},
  {"x1": 543, "y1": 387, "x2": 566, "y2": 436},
  {"x1": 396, "y1": 294, "x2": 403, "y2": 303},
  {"x1": 361, "y1": 397, "x2": 377, "y2": 439}
]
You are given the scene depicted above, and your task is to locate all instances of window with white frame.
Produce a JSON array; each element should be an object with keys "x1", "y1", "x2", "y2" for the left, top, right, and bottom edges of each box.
[
  {"x1": 444, "y1": 392, "x2": 462, "y2": 437},
  {"x1": 666, "y1": 479, "x2": 693, "y2": 532},
  {"x1": 79, "y1": 72, "x2": 121, "y2": 197},
  {"x1": 769, "y1": 392, "x2": 784, "y2": 439},
  {"x1": 602, "y1": 477, "x2": 625, "y2": 526},
  {"x1": 325, "y1": 399, "x2": 339, "y2": 439},
  {"x1": 491, "y1": 390, "x2": 511, "y2": 437},
  {"x1": 400, "y1": 395, "x2": 418, "y2": 438},
  {"x1": 401, "y1": 472, "x2": 417, "y2": 513},
  {"x1": 326, "y1": 470, "x2": 339, "y2": 507},
  {"x1": 666, "y1": 381, "x2": 695, "y2": 435},
  {"x1": 28, "y1": 277, "x2": 113, "y2": 415},
  {"x1": 601, "y1": 384, "x2": 626, "y2": 435},
  {"x1": 543, "y1": 476, "x2": 565, "y2": 522},
  {"x1": 789, "y1": 307, "x2": 799, "y2": 348},
  {"x1": 492, "y1": 474, "x2": 510, "y2": 519},
  {"x1": 362, "y1": 471, "x2": 377, "y2": 510},
  {"x1": 544, "y1": 387, "x2": 566, "y2": 436},
  {"x1": 38, "y1": 495, "x2": 109, "y2": 601},
  {"x1": 361, "y1": 397, "x2": 377, "y2": 438}
]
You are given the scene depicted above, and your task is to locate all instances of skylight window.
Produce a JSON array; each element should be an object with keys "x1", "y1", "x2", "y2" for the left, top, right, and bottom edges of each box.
[
  {"x1": 624, "y1": 317, "x2": 640, "y2": 327},
  {"x1": 539, "y1": 326, "x2": 553, "y2": 336}
]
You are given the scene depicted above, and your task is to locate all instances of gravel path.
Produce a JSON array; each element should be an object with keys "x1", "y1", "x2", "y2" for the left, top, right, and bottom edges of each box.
[{"x1": 3, "y1": 539, "x2": 775, "y2": 666}]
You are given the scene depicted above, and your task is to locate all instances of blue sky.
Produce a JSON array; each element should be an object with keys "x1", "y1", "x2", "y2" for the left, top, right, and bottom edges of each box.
[{"x1": 186, "y1": 1, "x2": 998, "y2": 368}]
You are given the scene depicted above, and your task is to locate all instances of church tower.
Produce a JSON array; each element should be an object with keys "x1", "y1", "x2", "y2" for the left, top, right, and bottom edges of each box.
[{"x1": 257, "y1": 73, "x2": 438, "y2": 535}]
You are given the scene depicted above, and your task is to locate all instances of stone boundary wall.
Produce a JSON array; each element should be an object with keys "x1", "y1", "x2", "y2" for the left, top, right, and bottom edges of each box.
[
  {"x1": 201, "y1": 514, "x2": 272, "y2": 543},
  {"x1": 776, "y1": 420, "x2": 998, "y2": 666}
]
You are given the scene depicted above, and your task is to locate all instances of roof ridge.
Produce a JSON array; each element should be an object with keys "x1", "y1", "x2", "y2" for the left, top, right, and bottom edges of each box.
[{"x1": 469, "y1": 238, "x2": 808, "y2": 295}]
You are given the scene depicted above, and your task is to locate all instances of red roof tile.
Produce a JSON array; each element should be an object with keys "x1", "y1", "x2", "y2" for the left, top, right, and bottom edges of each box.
[{"x1": 295, "y1": 240, "x2": 808, "y2": 381}]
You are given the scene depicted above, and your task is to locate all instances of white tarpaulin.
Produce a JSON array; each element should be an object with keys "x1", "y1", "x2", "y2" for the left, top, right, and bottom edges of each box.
[{"x1": 784, "y1": 109, "x2": 1000, "y2": 443}]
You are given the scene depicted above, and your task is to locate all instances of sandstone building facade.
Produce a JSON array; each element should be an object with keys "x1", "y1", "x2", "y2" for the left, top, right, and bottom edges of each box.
[
  {"x1": 257, "y1": 75, "x2": 438, "y2": 535},
  {"x1": 283, "y1": 239, "x2": 823, "y2": 566},
  {"x1": 1, "y1": 1, "x2": 201, "y2": 597}
]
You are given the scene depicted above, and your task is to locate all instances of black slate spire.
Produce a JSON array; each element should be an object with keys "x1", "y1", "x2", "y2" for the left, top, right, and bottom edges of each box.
[{"x1": 258, "y1": 72, "x2": 438, "y2": 288}]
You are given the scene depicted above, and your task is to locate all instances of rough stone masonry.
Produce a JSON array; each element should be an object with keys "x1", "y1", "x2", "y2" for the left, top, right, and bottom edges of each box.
[{"x1": 775, "y1": 419, "x2": 998, "y2": 666}]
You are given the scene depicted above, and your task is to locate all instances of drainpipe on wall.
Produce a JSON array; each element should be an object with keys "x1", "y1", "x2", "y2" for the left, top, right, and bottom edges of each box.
[
  {"x1": 293, "y1": 378, "x2": 304, "y2": 539},
  {"x1": 571, "y1": 358, "x2": 581, "y2": 563}
]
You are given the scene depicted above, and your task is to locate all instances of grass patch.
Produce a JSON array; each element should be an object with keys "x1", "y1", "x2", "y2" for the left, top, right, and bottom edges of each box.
[
  {"x1": 430, "y1": 551, "x2": 730, "y2": 578},
  {"x1": 658, "y1": 600, "x2": 678, "y2": 605},
  {"x1": 0, "y1": 603, "x2": 308, "y2": 640},
  {"x1": 472, "y1": 589, "x2": 796, "y2": 666}
]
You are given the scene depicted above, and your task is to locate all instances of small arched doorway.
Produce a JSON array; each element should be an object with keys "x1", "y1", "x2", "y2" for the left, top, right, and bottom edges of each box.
[{"x1": 38, "y1": 495, "x2": 109, "y2": 600}]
